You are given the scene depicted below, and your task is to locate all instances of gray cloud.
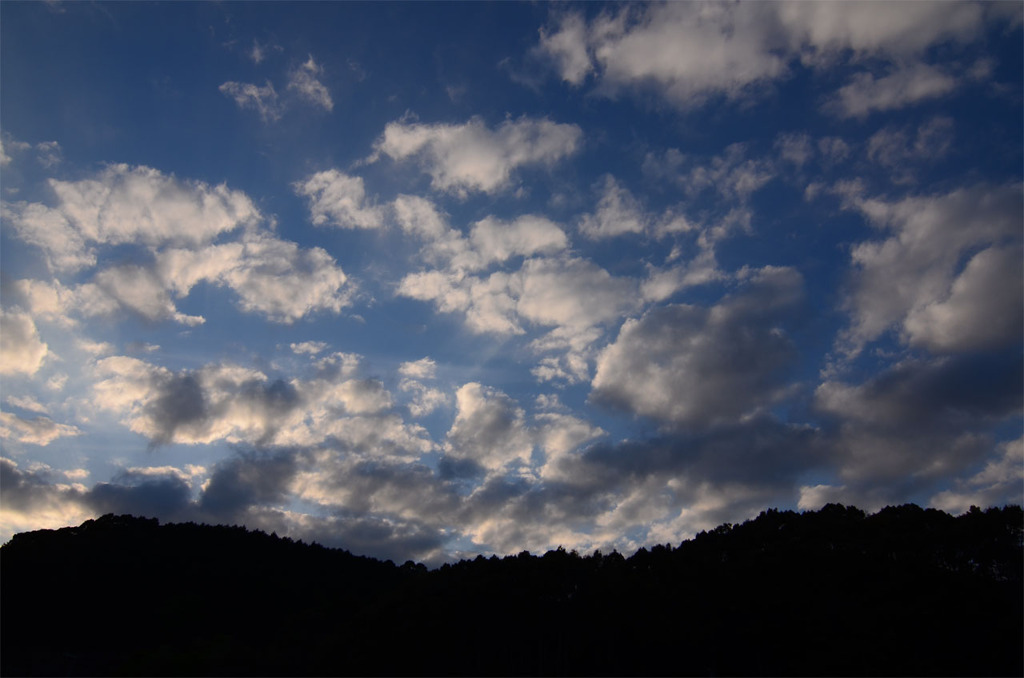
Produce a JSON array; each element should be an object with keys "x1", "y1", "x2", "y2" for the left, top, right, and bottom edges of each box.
[{"x1": 592, "y1": 267, "x2": 803, "y2": 429}]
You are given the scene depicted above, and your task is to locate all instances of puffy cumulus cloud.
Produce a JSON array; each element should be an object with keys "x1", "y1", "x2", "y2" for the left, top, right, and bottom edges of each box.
[
  {"x1": 516, "y1": 256, "x2": 638, "y2": 332},
  {"x1": 219, "y1": 80, "x2": 282, "y2": 122},
  {"x1": 90, "y1": 355, "x2": 432, "y2": 458},
  {"x1": 94, "y1": 264, "x2": 205, "y2": 326},
  {"x1": 287, "y1": 55, "x2": 334, "y2": 112},
  {"x1": 536, "y1": 12, "x2": 593, "y2": 86},
  {"x1": 199, "y1": 450, "x2": 298, "y2": 522},
  {"x1": 156, "y1": 231, "x2": 351, "y2": 323},
  {"x1": 578, "y1": 175, "x2": 651, "y2": 240},
  {"x1": 469, "y1": 215, "x2": 568, "y2": 268},
  {"x1": 392, "y1": 194, "x2": 450, "y2": 241},
  {"x1": 46, "y1": 164, "x2": 260, "y2": 252},
  {"x1": 290, "y1": 341, "x2": 328, "y2": 356},
  {"x1": 0, "y1": 202, "x2": 95, "y2": 272},
  {"x1": 839, "y1": 183, "x2": 1022, "y2": 355},
  {"x1": 930, "y1": 437, "x2": 1024, "y2": 513},
  {"x1": 444, "y1": 383, "x2": 534, "y2": 474},
  {"x1": 372, "y1": 115, "x2": 582, "y2": 197},
  {"x1": 398, "y1": 357, "x2": 437, "y2": 380},
  {"x1": 827, "y1": 62, "x2": 957, "y2": 119},
  {"x1": 592, "y1": 267, "x2": 803, "y2": 429},
  {"x1": 398, "y1": 358, "x2": 447, "y2": 418},
  {"x1": 0, "y1": 411, "x2": 81, "y2": 446},
  {"x1": 399, "y1": 269, "x2": 522, "y2": 335},
  {"x1": 293, "y1": 169, "x2": 385, "y2": 229},
  {"x1": 534, "y1": 2, "x2": 998, "y2": 110},
  {"x1": 0, "y1": 457, "x2": 92, "y2": 543},
  {"x1": 0, "y1": 310, "x2": 48, "y2": 376},
  {"x1": 535, "y1": 411, "x2": 605, "y2": 481}
]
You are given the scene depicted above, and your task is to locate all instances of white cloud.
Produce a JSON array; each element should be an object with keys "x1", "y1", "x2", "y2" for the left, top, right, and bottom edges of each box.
[
  {"x1": 294, "y1": 169, "x2": 385, "y2": 229},
  {"x1": 35, "y1": 164, "x2": 259, "y2": 254},
  {"x1": 469, "y1": 215, "x2": 568, "y2": 267},
  {"x1": 90, "y1": 354, "x2": 432, "y2": 457},
  {"x1": 578, "y1": 175, "x2": 649, "y2": 240},
  {"x1": 392, "y1": 194, "x2": 450, "y2": 241},
  {"x1": 536, "y1": 12, "x2": 593, "y2": 85},
  {"x1": 219, "y1": 80, "x2": 282, "y2": 122},
  {"x1": 0, "y1": 411, "x2": 81, "y2": 446},
  {"x1": 828, "y1": 62, "x2": 958, "y2": 119},
  {"x1": 444, "y1": 383, "x2": 534, "y2": 472},
  {"x1": 592, "y1": 267, "x2": 802, "y2": 428},
  {"x1": 0, "y1": 310, "x2": 48, "y2": 376},
  {"x1": 4, "y1": 395, "x2": 50, "y2": 415},
  {"x1": 535, "y1": 2, "x2": 995, "y2": 110},
  {"x1": 373, "y1": 115, "x2": 582, "y2": 197},
  {"x1": 839, "y1": 183, "x2": 1022, "y2": 355},
  {"x1": 1, "y1": 202, "x2": 95, "y2": 272},
  {"x1": 398, "y1": 357, "x2": 437, "y2": 380},
  {"x1": 903, "y1": 245, "x2": 1023, "y2": 353},
  {"x1": 516, "y1": 256, "x2": 638, "y2": 331},
  {"x1": 400, "y1": 380, "x2": 448, "y2": 418},
  {"x1": 157, "y1": 232, "x2": 351, "y2": 323},
  {"x1": 291, "y1": 341, "x2": 328, "y2": 356},
  {"x1": 288, "y1": 55, "x2": 334, "y2": 112}
]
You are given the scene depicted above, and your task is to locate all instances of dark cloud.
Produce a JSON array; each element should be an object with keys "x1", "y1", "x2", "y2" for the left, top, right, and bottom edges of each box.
[
  {"x1": 146, "y1": 373, "x2": 207, "y2": 446},
  {"x1": 591, "y1": 267, "x2": 803, "y2": 429},
  {"x1": 85, "y1": 472, "x2": 192, "y2": 521},
  {"x1": 199, "y1": 450, "x2": 298, "y2": 521},
  {"x1": 816, "y1": 350, "x2": 1023, "y2": 431},
  {"x1": 581, "y1": 416, "x2": 822, "y2": 487},
  {"x1": 0, "y1": 457, "x2": 84, "y2": 512}
]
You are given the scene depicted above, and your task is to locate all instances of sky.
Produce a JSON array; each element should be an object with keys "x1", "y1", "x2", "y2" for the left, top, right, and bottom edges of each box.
[{"x1": 1, "y1": 1, "x2": 1021, "y2": 565}]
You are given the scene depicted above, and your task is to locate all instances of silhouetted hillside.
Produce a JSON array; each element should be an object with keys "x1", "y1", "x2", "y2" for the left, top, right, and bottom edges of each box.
[{"x1": 2, "y1": 504, "x2": 1021, "y2": 676}]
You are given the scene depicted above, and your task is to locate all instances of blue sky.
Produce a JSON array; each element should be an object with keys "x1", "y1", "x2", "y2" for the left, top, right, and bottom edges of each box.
[{"x1": 1, "y1": 1, "x2": 1021, "y2": 565}]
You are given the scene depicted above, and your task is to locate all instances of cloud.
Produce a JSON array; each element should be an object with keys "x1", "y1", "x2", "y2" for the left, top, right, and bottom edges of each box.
[
  {"x1": 294, "y1": 169, "x2": 385, "y2": 229},
  {"x1": 49, "y1": 164, "x2": 260, "y2": 249},
  {"x1": 288, "y1": 55, "x2": 334, "y2": 112},
  {"x1": 536, "y1": 12, "x2": 593, "y2": 86},
  {"x1": 219, "y1": 80, "x2": 282, "y2": 122},
  {"x1": 0, "y1": 457, "x2": 91, "y2": 542},
  {"x1": 827, "y1": 63, "x2": 958, "y2": 119},
  {"x1": 0, "y1": 310, "x2": 48, "y2": 376},
  {"x1": 85, "y1": 471, "x2": 193, "y2": 521},
  {"x1": 200, "y1": 450, "x2": 298, "y2": 521},
  {"x1": 91, "y1": 354, "x2": 432, "y2": 456},
  {"x1": 839, "y1": 183, "x2": 1022, "y2": 355},
  {"x1": 291, "y1": 341, "x2": 328, "y2": 356},
  {"x1": 0, "y1": 411, "x2": 81, "y2": 446},
  {"x1": 592, "y1": 267, "x2": 803, "y2": 428},
  {"x1": 469, "y1": 215, "x2": 569, "y2": 268},
  {"x1": 578, "y1": 175, "x2": 650, "y2": 240},
  {"x1": 444, "y1": 383, "x2": 534, "y2": 473},
  {"x1": 156, "y1": 232, "x2": 351, "y2": 324},
  {"x1": 533, "y1": 2, "x2": 998, "y2": 110},
  {"x1": 372, "y1": 115, "x2": 582, "y2": 196},
  {"x1": 814, "y1": 351, "x2": 1022, "y2": 494},
  {"x1": 398, "y1": 358, "x2": 448, "y2": 417},
  {"x1": 866, "y1": 117, "x2": 954, "y2": 182},
  {"x1": 930, "y1": 437, "x2": 1024, "y2": 513}
]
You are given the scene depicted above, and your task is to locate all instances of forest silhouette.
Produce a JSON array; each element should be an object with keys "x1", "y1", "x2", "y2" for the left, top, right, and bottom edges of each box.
[{"x1": 1, "y1": 503, "x2": 1021, "y2": 677}]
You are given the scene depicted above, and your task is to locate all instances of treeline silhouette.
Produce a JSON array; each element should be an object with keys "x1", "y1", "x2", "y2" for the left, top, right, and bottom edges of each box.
[{"x1": 2, "y1": 503, "x2": 1021, "y2": 677}]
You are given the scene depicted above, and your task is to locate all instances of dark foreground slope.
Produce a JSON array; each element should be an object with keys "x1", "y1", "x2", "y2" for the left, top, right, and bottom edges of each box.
[{"x1": 2, "y1": 504, "x2": 1021, "y2": 677}]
